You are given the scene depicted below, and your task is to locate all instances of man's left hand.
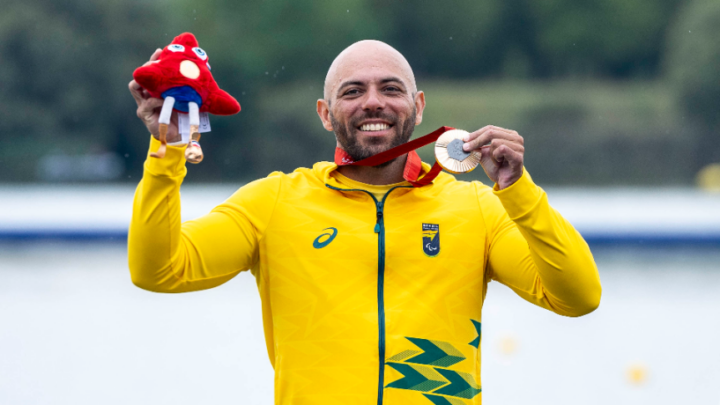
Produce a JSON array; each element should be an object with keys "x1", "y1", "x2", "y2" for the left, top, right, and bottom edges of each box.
[{"x1": 463, "y1": 125, "x2": 524, "y2": 190}]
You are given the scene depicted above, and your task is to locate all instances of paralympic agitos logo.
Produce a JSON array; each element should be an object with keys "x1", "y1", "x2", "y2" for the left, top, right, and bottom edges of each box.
[{"x1": 313, "y1": 227, "x2": 338, "y2": 249}]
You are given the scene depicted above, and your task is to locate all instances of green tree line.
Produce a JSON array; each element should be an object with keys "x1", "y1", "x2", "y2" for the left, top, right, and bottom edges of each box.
[{"x1": 0, "y1": 0, "x2": 716, "y2": 183}]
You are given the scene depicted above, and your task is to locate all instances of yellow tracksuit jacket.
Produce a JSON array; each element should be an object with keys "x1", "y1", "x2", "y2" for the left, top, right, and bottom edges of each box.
[{"x1": 128, "y1": 137, "x2": 601, "y2": 405}]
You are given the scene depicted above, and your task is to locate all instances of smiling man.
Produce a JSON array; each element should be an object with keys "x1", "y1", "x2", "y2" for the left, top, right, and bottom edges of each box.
[
  {"x1": 128, "y1": 40, "x2": 601, "y2": 405},
  {"x1": 320, "y1": 41, "x2": 422, "y2": 178}
]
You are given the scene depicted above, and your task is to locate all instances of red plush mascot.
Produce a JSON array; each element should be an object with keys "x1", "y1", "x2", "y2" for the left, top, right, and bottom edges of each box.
[{"x1": 133, "y1": 32, "x2": 241, "y2": 163}]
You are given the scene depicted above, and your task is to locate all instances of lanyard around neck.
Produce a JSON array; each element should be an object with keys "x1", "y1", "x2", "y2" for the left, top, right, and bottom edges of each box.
[{"x1": 334, "y1": 126, "x2": 454, "y2": 187}]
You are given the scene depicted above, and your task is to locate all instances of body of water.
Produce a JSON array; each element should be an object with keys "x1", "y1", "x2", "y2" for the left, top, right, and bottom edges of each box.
[{"x1": 1, "y1": 244, "x2": 719, "y2": 404}]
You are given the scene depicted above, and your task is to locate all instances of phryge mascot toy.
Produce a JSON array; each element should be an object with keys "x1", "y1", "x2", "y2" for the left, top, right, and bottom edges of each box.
[{"x1": 133, "y1": 32, "x2": 241, "y2": 163}]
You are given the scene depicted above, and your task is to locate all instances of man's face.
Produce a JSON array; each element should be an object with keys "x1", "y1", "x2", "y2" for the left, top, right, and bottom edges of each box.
[
  {"x1": 330, "y1": 99, "x2": 416, "y2": 164},
  {"x1": 318, "y1": 47, "x2": 425, "y2": 164}
]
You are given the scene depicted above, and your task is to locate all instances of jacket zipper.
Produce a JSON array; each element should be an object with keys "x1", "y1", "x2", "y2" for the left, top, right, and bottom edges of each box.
[
  {"x1": 326, "y1": 184, "x2": 411, "y2": 405},
  {"x1": 374, "y1": 197, "x2": 386, "y2": 405}
]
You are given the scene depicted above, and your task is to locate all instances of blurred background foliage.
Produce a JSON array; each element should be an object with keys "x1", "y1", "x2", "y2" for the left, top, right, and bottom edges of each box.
[{"x1": 0, "y1": 0, "x2": 717, "y2": 185}]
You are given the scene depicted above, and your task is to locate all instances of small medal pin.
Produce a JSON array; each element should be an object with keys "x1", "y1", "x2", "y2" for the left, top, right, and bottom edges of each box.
[{"x1": 435, "y1": 129, "x2": 481, "y2": 174}]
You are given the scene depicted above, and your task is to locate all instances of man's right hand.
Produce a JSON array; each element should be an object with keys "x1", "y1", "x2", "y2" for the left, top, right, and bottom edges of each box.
[{"x1": 128, "y1": 48, "x2": 181, "y2": 143}]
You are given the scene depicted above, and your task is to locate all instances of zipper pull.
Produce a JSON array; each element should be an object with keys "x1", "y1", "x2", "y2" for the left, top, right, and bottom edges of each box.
[{"x1": 375, "y1": 203, "x2": 383, "y2": 233}]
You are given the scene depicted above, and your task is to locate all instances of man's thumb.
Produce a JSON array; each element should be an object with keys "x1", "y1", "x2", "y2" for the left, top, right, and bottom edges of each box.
[{"x1": 146, "y1": 98, "x2": 164, "y2": 109}]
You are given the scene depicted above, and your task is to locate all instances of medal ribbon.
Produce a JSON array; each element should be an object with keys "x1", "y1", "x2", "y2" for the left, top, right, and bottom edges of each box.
[{"x1": 334, "y1": 126, "x2": 454, "y2": 187}]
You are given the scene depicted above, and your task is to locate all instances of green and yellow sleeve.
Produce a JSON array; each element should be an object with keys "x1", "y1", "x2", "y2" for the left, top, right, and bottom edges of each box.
[
  {"x1": 477, "y1": 169, "x2": 602, "y2": 317},
  {"x1": 127, "y1": 136, "x2": 279, "y2": 293}
]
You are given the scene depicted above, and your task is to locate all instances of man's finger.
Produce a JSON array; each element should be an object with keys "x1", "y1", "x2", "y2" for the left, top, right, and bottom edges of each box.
[
  {"x1": 486, "y1": 138, "x2": 525, "y2": 155},
  {"x1": 136, "y1": 97, "x2": 164, "y2": 122},
  {"x1": 492, "y1": 145, "x2": 524, "y2": 169},
  {"x1": 464, "y1": 127, "x2": 522, "y2": 152},
  {"x1": 150, "y1": 48, "x2": 162, "y2": 61},
  {"x1": 464, "y1": 125, "x2": 518, "y2": 146},
  {"x1": 464, "y1": 125, "x2": 514, "y2": 142},
  {"x1": 141, "y1": 49, "x2": 163, "y2": 67},
  {"x1": 478, "y1": 145, "x2": 497, "y2": 168},
  {"x1": 128, "y1": 80, "x2": 145, "y2": 105},
  {"x1": 463, "y1": 125, "x2": 514, "y2": 142},
  {"x1": 144, "y1": 97, "x2": 164, "y2": 110}
]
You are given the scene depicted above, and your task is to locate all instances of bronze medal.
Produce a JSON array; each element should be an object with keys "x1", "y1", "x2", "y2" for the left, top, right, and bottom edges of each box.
[{"x1": 435, "y1": 129, "x2": 481, "y2": 174}]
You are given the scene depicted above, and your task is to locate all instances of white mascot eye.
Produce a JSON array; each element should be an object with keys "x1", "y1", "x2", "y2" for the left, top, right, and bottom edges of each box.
[
  {"x1": 168, "y1": 44, "x2": 185, "y2": 52},
  {"x1": 192, "y1": 47, "x2": 208, "y2": 60}
]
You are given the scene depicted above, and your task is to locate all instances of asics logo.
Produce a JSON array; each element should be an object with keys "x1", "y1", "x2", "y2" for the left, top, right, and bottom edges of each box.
[{"x1": 313, "y1": 227, "x2": 338, "y2": 249}]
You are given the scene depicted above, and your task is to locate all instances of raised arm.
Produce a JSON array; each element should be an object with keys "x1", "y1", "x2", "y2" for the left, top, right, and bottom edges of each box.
[
  {"x1": 128, "y1": 138, "x2": 280, "y2": 293},
  {"x1": 463, "y1": 125, "x2": 601, "y2": 316},
  {"x1": 477, "y1": 171, "x2": 602, "y2": 316},
  {"x1": 127, "y1": 51, "x2": 278, "y2": 293}
]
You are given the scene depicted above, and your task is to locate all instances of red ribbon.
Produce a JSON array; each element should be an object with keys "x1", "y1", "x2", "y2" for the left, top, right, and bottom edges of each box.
[{"x1": 334, "y1": 126, "x2": 454, "y2": 187}]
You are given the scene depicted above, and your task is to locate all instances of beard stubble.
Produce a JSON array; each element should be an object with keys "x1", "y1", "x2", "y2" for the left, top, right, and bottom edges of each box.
[{"x1": 331, "y1": 107, "x2": 417, "y2": 168}]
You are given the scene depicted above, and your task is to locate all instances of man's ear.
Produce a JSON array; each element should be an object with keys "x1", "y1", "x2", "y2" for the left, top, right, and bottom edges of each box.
[
  {"x1": 317, "y1": 99, "x2": 334, "y2": 132},
  {"x1": 414, "y1": 91, "x2": 426, "y2": 126}
]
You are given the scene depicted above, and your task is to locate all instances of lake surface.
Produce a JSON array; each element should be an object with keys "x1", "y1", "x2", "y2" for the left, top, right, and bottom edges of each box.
[{"x1": 1, "y1": 244, "x2": 718, "y2": 404}]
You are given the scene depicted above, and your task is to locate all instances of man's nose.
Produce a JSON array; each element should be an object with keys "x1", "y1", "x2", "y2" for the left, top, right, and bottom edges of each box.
[{"x1": 361, "y1": 88, "x2": 385, "y2": 111}]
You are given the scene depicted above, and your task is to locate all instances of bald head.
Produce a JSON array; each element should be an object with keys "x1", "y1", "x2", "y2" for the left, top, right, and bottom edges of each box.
[
  {"x1": 316, "y1": 40, "x2": 427, "y2": 169},
  {"x1": 324, "y1": 40, "x2": 417, "y2": 101}
]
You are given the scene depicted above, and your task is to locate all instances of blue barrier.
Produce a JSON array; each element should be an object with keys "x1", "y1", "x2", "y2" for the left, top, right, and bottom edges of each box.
[{"x1": 2, "y1": 229, "x2": 720, "y2": 247}]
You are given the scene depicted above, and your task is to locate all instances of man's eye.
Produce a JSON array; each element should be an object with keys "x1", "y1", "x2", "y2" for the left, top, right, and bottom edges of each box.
[
  {"x1": 344, "y1": 89, "x2": 359, "y2": 96},
  {"x1": 385, "y1": 86, "x2": 400, "y2": 92}
]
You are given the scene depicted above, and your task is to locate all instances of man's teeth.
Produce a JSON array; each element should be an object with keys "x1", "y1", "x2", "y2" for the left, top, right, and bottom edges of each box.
[{"x1": 360, "y1": 123, "x2": 390, "y2": 132}]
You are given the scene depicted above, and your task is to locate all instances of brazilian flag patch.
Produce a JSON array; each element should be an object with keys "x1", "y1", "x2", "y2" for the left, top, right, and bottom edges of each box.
[{"x1": 422, "y1": 223, "x2": 440, "y2": 257}]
